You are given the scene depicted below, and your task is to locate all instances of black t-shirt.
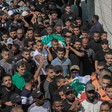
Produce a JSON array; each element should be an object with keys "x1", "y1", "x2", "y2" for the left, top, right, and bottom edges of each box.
[
  {"x1": 63, "y1": 99, "x2": 73, "y2": 112},
  {"x1": 69, "y1": 48, "x2": 85, "y2": 75},
  {"x1": 61, "y1": 12, "x2": 76, "y2": 25},
  {"x1": 49, "y1": 47, "x2": 57, "y2": 60},
  {"x1": 89, "y1": 40, "x2": 102, "y2": 53}
]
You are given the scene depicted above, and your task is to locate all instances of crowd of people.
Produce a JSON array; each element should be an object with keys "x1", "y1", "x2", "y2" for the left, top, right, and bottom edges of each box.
[{"x1": 0, "y1": 0, "x2": 112, "y2": 112}]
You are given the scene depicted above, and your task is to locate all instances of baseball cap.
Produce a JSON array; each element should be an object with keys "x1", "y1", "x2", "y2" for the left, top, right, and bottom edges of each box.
[
  {"x1": 70, "y1": 65, "x2": 80, "y2": 71},
  {"x1": 54, "y1": 65, "x2": 63, "y2": 73},
  {"x1": 85, "y1": 83, "x2": 95, "y2": 91},
  {"x1": 63, "y1": 85, "x2": 73, "y2": 94},
  {"x1": 31, "y1": 90, "x2": 43, "y2": 98},
  {"x1": 101, "y1": 39, "x2": 108, "y2": 44},
  {"x1": 7, "y1": 38, "x2": 13, "y2": 45},
  {"x1": 10, "y1": 94, "x2": 21, "y2": 103}
]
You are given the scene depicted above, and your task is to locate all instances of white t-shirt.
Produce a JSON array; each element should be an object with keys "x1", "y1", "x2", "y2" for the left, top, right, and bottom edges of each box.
[
  {"x1": 33, "y1": 48, "x2": 48, "y2": 75},
  {"x1": 80, "y1": 99, "x2": 102, "y2": 112}
]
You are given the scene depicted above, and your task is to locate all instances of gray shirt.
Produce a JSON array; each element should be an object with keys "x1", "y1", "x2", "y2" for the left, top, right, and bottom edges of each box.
[{"x1": 0, "y1": 60, "x2": 14, "y2": 75}]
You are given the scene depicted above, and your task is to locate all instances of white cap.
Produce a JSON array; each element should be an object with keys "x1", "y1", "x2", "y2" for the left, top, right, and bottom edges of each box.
[
  {"x1": 8, "y1": 10, "x2": 13, "y2": 16},
  {"x1": 22, "y1": 11, "x2": 29, "y2": 17},
  {"x1": 7, "y1": 38, "x2": 13, "y2": 45}
]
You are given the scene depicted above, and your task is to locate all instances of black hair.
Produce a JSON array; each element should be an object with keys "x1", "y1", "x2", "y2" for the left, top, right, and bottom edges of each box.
[
  {"x1": 36, "y1": 40, "x2": 43, "y2": 43},
  {"x1": 17, "y1": 61, "x2": 26, "y2": 68},
  {"x1": 9, "y1": 28, "x2": 17, "y2": 32},
  {"x1": 57, "y1": 47, "x2": 65, "y2": 53},
  {"x1": 52, "y1": 95, "x2": 62, "y2": 104},
  {"x1": 1, "y1": 48, "x2": 9, "y2": 53},
  {"x1": 93, "y1": 15, "x2": 99, "y2": 21},
  {"x1": 100, "y1": 101, "x2": 111, "y2": 110},
  {"x1": 102, "y1": 75, "x2": 112, "y2": 82},
  {"x1": 76, "y1": 17, "x2": 81, "y2": 21},
  {"x1": 101, "y1": 31, "x2": 107, "y2": 35},
  {"x1": 73, "y1": 26, "x2": 80, "y2": 29},
  {"x1": 105, "y1": 51, "x2": 112, "y2": 56},
  {"x1": 2, "y1": 74, "x2": 12, "y2": 80},
  {"x1": 74, "y1": 39, "x2": 81, "y2": 44},
  {"x1": 82, "y1": 30, "x2": 89, "y2": 34},
  {"x1": 45, "y1": 64, "x2": 54, "y2": 72},
  {"x1": 93, "y1": 31, "x2": 100, "y2": 35},
  {"x1": 22, "y1": 49, "x2": 30, "y2": 54},
  {"x1": 58, "y1": 86, "x2": 64, "y2": 92},
  {"x1": 55, "y1": 75, "x2": 65, "y2": 83},
  {"x1": 51, "y1": 39, "x2": 58, "y2": 43},
  {"x1": 106, "y1": 84, "x2": 112, "y2": 89},
  {"x1": 23, "y1": 73, "x2": 33, "y2": 83}
]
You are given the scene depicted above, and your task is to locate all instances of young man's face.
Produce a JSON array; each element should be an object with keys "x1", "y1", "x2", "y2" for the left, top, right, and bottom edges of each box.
[
  {"x1": 86, "y1": 90, "x2": 95, "y2": 102},
  {"x1": 82, "y1": 39, "x2": 88, "y2": 49},
  {"x1": 46, "y1": 27, "x2": 53, "y2": 34},
  {"x1": 1, "y1": 51, "x2": 9, "y2": 61},
  {"x1": 27, "y1": 30, "x2": 34, "y2": 38},
  {"x1": 2, "y1": 34, "x2": 8, "y2": 42},
  {"x1": 82, "y1": 33, "x2": 89, "y2": 38},
  {"x1": 36, "y1": 42, "x2": 43, "y2": 52},
  {"x1": 17, "y1": 66, "x2": 26, "y2": 76},
  {"x1": 53, "y1": 100, "x2": 64, "y2": 112},
  {"x1": 93, "y1": 33, "x2": 100, "y2": 42},
  {"x1": 101, "y1": 79, "x2": 111, "y2": 90},
  {"x1": 46, "y1": 69, "x2": 55, "y2": 80},
  {"x1": 56, "y1": 26, "x2": 62, "y2": 33},
  {"x1": 106, "y1": 88, "x2": 112, "y2": 99},
  {"x1": 73, "y1": 28, "x2": 80, "y2": 36},
  {"x1": 76, "y1": 20, "x2": 81, "y2": 26},
  {"x1": 65, "y1": 38, "x2": 71, "y2": 46},
  {"x1": 65, "y1": 90, "x2": 75, "y2": 102},
  {"x1": 65, "y1": 6, "x2": 71, "y2": 13},
  {"x1": 17, "y1": 29, "x2": 23, "y2": 39},
  {"x1": 101, "y1": 33, "x2": 107, "y2": 40},
  {"x1": 105, "y1": 54, "x2": 112, "y2": 65},
  {"x1": 3, "y1": 76, "x2": 12, "y2": 88},
  {"x1": 22, "y1": 51, "x2": 30, "y2": 60},
  {"x1": 51, "y1": 41, "x2": 58, "y2": 50},
  {"x1": 9, "y1": 31, "x2": 16, "y2": 39},
  {"x1": 100, "y1": 104, "x2": 111, "y2": 112},
  {"x1": 101, "y1": 43, "x2": 108, "y2": 51},
  {"x1": 57, "y1": 51, "x2": 64, "y2": 60},
  {"x1": 74, "y1": 42, "x2": 81, "y2": 50},
  {"x1": 59, "y1": 91, "x2": 66, "y2": 100}
]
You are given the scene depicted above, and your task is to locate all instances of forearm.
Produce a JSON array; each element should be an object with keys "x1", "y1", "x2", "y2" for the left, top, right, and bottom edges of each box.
[{"x1": 70, "y1": 47, "x2": 85, "y2": 57}]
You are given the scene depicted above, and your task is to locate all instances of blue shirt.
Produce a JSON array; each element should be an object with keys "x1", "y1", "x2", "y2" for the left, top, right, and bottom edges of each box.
[{"x1": 51, "y1": 57, "x2": 71, "y2": 77}]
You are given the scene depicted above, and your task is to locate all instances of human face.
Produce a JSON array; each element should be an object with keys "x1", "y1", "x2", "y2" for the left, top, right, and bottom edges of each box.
[
  {"x1": 27, "y1": 30, "x2": 34, "y2": 38},
  {"x1": 106, "y1": 88, "x2": 112, "y2": 99},
  {"x1": 46, "y1": 27, "x2": 53, "y2": 34},
  {"x1": 73, "y1": 28, "x2": 80, "y2": 36},
  {"x1": 71, "y1": 70, "x2": 79, "y2": 78},
  {"x1": 57, "y1": 51, "x2": 64, "y2": 60},
  {"x1": 96, "y1": 65, "x2": 104, "y2": 74},
  {"x1": 56, "y1": 26, "x2": 62, "y2": 33},
  {"x1": 53, "y1": 101, "x2": 64, "y2": 112},
  {"x1": 36, "y1": 95, "x2": 45, "y2": 106},
  {"x1": 17, "y1": 66, "x2": 26, "y2": 76},
  {"x1": 22, "y1": 51, "x2": 30, "y2": 61},
  {"x1": 51, "y1": 13, "x2": 58, "y2": 19},
  {"x1": 86, "y1": 90, "x2": 95, "y2": 102},
  {"x1": 101, "y1": 33, "x2": 107, "y2": 40},
  {"x1": 65, "y1": 90, "x2": 75, "y2": 101},
  {"x1": 93, "y1": 33, "x2": 100, "y2": 42},
  {"x1": 82, "y1": 39, "x2": 88, "y2": 49},
  {"x1": 65, "y1": 38, "x2": 71, "y2": 46},
  {"x1": 9, "y1": 31, "x2": 16, "y2": 39},
  {"x1": 1, "y1": 51, "x2": 9, "y2": 61},
  {"x1": 74, "y1": 42, "x2": 81, "y2": 50},
  {"x1": 2, "y1": 34, "x2": 8, "y2": 42},
  {"x1": 17, "y1": 29, "x2": 23, "y2": 39},
  {"x1": 65, "y1": 21, "x2": 71, "y2": 27},
  {"x1": 101, "y1": 43, "x2": 108, "y2": 51},
  {"x1": 102, "y1": 79, "x2": 111, "y2": 90},
  {"x1": 36, "y1": 42, "x2": 43, "y2": 52},
  {"x1": 59, "y1": 91, "x2": 66, "y2": 100},
  {"x1": 11, "y1": 46, "x2": 18, "y2": 54},
  {"x1": 47, "y1": 69, "x2": 55, "y2": 80},
  {"x1": 51, "y1": 41, "x2": 58, "y2": 50},
  {"x1": 82, "y1": 33, "x2": 89, "y2": 38},
  {"x1": 65, "y1": 6, "x2": 71, "y2": 13},
  {"x1": 100, "y1": 104, "x2": 111, "y2": 112},
  {"x1": 3, "y1": 76, "x2": 12, "y2": 88},
  {"x1": 76, "y1": 20, "x2": 81, "y2": 26},
  {"x1": 105, "y1": 54, "x2": 112, "y2": 66},
  {"x1": 59, "y1": 79, "x2": 67, "y2": 87}
]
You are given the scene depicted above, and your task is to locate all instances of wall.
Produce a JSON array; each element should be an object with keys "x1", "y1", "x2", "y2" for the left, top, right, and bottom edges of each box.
[{"x1": 95, "y1": 0, "x2": 112, "y2": 47}]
